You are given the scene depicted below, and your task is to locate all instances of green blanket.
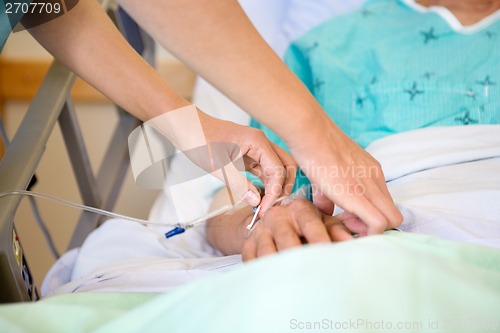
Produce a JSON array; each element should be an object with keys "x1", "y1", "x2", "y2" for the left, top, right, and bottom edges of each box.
[{"x1": 1, "y1": 232, "x2": 499, "y2": 333}]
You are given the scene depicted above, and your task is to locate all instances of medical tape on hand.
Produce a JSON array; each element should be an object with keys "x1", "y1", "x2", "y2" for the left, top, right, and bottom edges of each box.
[{"x1": 244, "y1": 185, "x2": 313, "y2": 237}]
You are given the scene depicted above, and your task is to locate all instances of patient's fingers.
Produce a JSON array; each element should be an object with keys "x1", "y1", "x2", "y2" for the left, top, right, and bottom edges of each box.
[
  {"x1": 266, "y1": 208, "x2": 303, "y2": 250},
  {"x1": 242, "y1": 199, "x2": 332, "y2": 261},
  {"x1": 290, "y1": 199, "x2": 330, "y2": 244},
  {"x1": 241, "y1": 238, "x2": 257, "y2": 261},
  {"x1": 255, "y1": 232, "x2": 277, "y2": 258}
]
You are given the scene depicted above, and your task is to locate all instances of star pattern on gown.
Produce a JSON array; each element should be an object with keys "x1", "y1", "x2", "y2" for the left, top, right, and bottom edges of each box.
[
  {"x1": 455, "y1": 109, "x2": 478, "y2": 125},
  {"x1": 305, "y1": 42, "x2": 319, "y2": 53},
  {"x1": 465, "y1": 88, "x2": 476, "y2": 100},
  {"x1": 476, "y1": 76, "x2": 496, "y2": 87},
  {"x1": 422, "y1": 72, "x2": 435, "y2": 80},
  {"x1": 485, "y1": 31, "x2": 496, "y2": 39},
  {"x1": 314, "y1": 79, "x2": 325, "y2": 91},
  {"x1": 420, "y1": 27, "x2": 439, "y2": 44},
  {"x1": 404, "y1": 82, "x2": 424, "y2": 101},
  {"x1": 476, "y1": 76, "x2": 496, "y2": 97},
  {"x1": 361, "y1": 9, "x2": 373, "y2": 17},
  {"x1": 355, "y1": 95, "x2": 367, "y2": 109}
]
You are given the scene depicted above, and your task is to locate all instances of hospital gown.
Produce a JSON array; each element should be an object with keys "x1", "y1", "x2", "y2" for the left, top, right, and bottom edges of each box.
[{"x1": 251, "y1": 0, "x2": 500, "y2": 150}]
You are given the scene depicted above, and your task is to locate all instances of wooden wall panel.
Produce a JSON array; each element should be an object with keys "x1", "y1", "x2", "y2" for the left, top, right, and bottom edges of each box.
[{"x1": 0, "y1": 58, "x2": 195, "y2": 159}]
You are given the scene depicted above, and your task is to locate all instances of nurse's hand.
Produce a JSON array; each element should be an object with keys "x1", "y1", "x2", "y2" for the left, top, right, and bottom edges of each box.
[
  {"x1": 198, "y1": 111, "x2": 297, "y2": 213},
  {"x1": 144, "y1": 105, "x2": 295, "y2": 213},
  {"x1": 288, "y1": 115, "x2": 403, "y2": 235}
]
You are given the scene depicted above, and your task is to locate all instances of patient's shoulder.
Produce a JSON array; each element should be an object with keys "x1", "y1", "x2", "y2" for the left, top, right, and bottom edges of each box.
[
  {"x1": 289, "y1": 2, "x2": 381, "y2": 47},
  {"x1": 287, "y1": 0, "x2": 416, "y2": 55}
]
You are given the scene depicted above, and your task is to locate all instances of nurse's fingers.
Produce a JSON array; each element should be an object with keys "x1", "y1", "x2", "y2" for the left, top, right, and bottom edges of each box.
[
  {"x1": 192, "y1": 112, "x2": 291, "y2": 211},
  {"x1": 335, "y1": 212, "x2": 368, "y2": 237},
  {"x1": 324, "y1": 216, "x2": 354, "y2": 242},
  {"x1": 312, "y1": 192, "x2": 335, "y2": 216},
  {"x1": 270, "y1": 142, "x2": 297, "y2": 197},
  {"x1": 336, "y1": 190, "x2": 389, "y2": 235},
  {"x1": 257, "y1": 143, "x2": 297, "y2": 215},
  {"x1": 354, "y1": 179, "x2": 401, "y2": 234},
  {"x1": 237, "y1": 130, "x2": 287, "y2": 212},
  {"x1": 371, "y1": 179, "x2": 403, "y2": 230}
]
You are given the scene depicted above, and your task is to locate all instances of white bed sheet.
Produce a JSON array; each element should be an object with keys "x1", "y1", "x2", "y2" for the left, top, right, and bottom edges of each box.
[
  {"x1": 367, "y1": 125, "x2": 500, "y2": 249},
  {"x1": 42, "y1": 125, "x2": 500, "y2": 296}
]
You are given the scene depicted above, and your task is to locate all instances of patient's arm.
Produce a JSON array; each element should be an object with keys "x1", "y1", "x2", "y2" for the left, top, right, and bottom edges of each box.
[{"x1": 207, "y1": 191, "x2": 365, "y2": 260}]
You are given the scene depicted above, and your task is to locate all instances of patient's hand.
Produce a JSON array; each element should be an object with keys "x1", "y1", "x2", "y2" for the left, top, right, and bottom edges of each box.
[{"x1": 241, "y1": 199, "x2": 364, "y2": 261}]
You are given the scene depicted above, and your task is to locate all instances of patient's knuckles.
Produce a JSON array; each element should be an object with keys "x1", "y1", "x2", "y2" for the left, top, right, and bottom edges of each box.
[
  {"x1": 289, "y1": 199, "x2": 322, "y2": 224},
  {"x1": 289, "y1": 198, "x2": 316, "y2": 213},
  {"x1": 274, "y1": 228, "x2": 300, "y2": 244},
  {"x1": 262, "y1": 205, "x2": 291, "y2": 222},
  {"x1": 323, "y1": 216, "x2": 339, "y2": 228},
  {"x1": 257, "y1": 237, "x2": 277, "y2": 257}
]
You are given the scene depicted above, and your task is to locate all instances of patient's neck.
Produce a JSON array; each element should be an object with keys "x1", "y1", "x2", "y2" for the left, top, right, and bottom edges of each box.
[{"x1": 416, "y1": 0, "x2": 500, "y2": 25}]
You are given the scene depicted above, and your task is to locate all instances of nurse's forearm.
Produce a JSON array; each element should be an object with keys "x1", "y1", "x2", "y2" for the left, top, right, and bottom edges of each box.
[
  {"x1": 27, "y1": 0, "x2": 189, "y2": 121},
  {"x1": 116, "y1": 0, "x2": 330, "y2": 148}
]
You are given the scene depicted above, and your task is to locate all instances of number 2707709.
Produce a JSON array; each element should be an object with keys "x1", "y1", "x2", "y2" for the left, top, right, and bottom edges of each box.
[{"x1": 5, "y1": 2, "x2": 62, "y2": 15}]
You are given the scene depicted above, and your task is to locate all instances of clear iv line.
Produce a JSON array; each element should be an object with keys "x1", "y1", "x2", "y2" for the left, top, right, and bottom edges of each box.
[
  {"x1": 0, "y1": 190, "x2": 203, "y2": 229},
  {"x1": 0, "y1": 187, "x2": 310, "y2": 235}
]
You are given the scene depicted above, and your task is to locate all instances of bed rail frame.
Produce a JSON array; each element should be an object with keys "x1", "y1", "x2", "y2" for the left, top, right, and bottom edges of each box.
[{"x1": 0, "y1": 0, "x2": 155, "y2": 303}]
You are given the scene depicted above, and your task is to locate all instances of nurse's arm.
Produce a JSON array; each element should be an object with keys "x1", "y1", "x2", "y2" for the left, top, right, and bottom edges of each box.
[{"x1": 24, "y1": 0, "x2": 294, "y2": 209}]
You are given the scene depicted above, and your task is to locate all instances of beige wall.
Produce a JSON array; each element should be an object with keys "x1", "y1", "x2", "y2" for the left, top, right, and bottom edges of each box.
[{"x1": 2, "y1": 30, "x2": 195, "y2": 287}]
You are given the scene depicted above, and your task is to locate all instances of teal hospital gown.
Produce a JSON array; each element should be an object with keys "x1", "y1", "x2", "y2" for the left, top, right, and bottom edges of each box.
[{"x1": 251, "y1": 0, "x2": 500, "y2": 192}]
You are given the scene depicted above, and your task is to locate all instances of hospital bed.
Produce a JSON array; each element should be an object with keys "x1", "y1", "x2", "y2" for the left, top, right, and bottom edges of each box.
[
  {"x1": 0, "y1": 0, "x2": 365, "y2": 304},
  {"x1": 0, "y1": 1, "x2": 500, "y2": 332}
]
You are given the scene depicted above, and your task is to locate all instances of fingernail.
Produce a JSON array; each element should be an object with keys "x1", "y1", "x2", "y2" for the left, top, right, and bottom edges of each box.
[{"x1": 243, "y1": 191, "x2": 260, "y2": 206}]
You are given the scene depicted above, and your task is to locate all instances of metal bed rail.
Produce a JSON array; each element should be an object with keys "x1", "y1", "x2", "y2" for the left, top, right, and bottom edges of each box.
[{"x1": 0, "y1": 1, "x2": 155, "y2": 303}]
